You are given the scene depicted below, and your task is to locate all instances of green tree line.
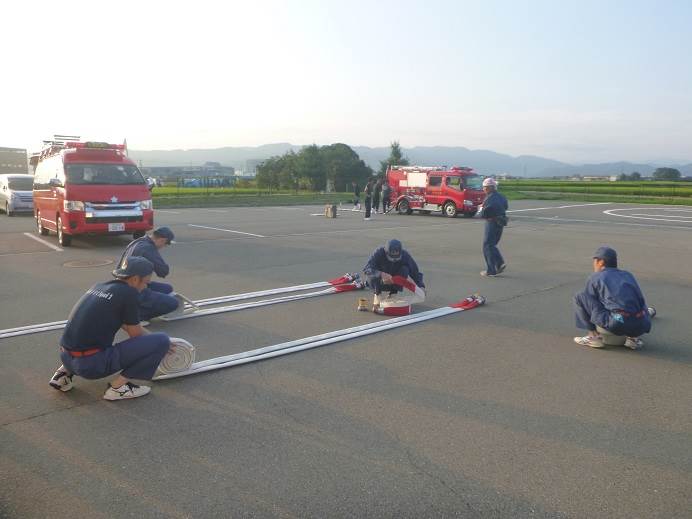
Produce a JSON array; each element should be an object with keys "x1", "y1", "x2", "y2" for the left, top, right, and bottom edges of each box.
[
  {"x1": 256, "y1": 143, "x2": 373, "y2": 192},
  {"x1": 256, "y1": 141, "x2": 411, "y2": 192}
]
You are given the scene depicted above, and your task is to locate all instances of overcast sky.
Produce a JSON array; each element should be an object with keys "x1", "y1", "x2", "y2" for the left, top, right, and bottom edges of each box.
[{"x1": 2, "y1": 0, "x2": 691, "y2": 164}]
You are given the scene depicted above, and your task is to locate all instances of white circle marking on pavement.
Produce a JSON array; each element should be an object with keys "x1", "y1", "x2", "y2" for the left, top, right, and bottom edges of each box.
[{"x1": 604, "y1": 207, "x2": 692, "y2": 223}]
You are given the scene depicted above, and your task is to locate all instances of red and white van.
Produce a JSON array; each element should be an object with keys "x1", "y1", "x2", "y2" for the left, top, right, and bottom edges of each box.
[
  {"x1": 32, "y1": 140, "x2": 153, "y2": 246},
  {"x1": 386, "y1": 165, "x2": 485, "y2": 217}
]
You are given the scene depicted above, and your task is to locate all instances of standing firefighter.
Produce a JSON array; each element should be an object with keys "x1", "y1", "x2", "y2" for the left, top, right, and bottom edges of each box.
[
  {"x1": 363, "y1": 179, "x2": 374, "y2": 220},
  {"x1": 49, "y1": 257, "x2": 172, "y2": 400},
  {"x1": 381, "y1": 182, "x2": 392, "y2": 213},
  {"x1": 478, "y1": 178, "x2": 508, "y2": 277},
  {"x1": 372, "y1": 178, "x2": 382, "y2": 214}
]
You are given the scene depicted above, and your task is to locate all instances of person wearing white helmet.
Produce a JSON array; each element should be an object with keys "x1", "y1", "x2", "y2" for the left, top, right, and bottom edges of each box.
[{"x1": 478, "y1": 177, "x2": 509, "y2": 277}]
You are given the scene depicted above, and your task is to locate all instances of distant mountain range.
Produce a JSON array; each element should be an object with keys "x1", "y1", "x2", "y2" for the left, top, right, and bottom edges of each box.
[{"x1": 129, "y1": 144, "x2": 692, "y2": 178}]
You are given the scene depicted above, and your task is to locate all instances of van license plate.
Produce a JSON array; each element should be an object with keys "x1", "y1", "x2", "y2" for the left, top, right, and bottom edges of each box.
[{"x1": 108, "y1": 223, "x2": 125, "y2": 232}]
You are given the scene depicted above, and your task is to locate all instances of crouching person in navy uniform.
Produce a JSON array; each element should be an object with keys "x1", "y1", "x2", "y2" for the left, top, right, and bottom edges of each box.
[
  {"x1": 49, "y1": 257, "x2": 172, "y2": 401},
  {"x1": 364, "y1": 239, "x2": 425, "y2": 296},
  {"x1": 118, "y1": 226, "x2": 179, "y2": 321},
  {"x1": 573, "y1": 246, "x2": 654, "y2": 350}
]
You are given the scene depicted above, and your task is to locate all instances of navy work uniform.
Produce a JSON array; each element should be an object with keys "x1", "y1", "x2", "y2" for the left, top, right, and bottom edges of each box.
[
  {"x1": 574, "y1": 267, "x2": 652, "y2": 338},
  {"x1": 118, "y1": 227, "x2": 178, "y2": 320},
  {"x1": 59, "y1": 279, "x2": 170, "y2": 383},
  {"x1": 479, "y1": 183, "x2": 508, "y2": 276},
  {"x1": 364, "y1": 239, "x2": 425, "y2": 295}
]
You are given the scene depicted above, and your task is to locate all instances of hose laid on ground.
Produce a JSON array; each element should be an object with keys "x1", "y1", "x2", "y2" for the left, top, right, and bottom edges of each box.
[
  {"x1": 159, "y1": 283, "x2": 362, "y2": 322},
  {"x1": 153, "y1": 295, "x2": 485, "y2": 380},
  {"x1": 155, "y1": 337, "x2": 196, "y2": 375},
  {"x1": 0, "y1": 274, "x2": 361, "y2": 340}
]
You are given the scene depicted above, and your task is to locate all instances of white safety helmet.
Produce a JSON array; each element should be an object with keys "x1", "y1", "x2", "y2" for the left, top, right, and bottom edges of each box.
[{"x1": 482, "y1": 177, "x2": 498, "y2": 188}]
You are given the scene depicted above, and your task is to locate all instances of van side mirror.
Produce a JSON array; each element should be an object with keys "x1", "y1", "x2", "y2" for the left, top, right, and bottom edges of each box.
[{"x1": 49, "y1": 178, "x2": 63, "y2": 187}]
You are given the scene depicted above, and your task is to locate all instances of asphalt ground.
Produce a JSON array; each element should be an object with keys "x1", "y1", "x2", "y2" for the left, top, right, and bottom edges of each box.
[{"x1": 1, "y1": 201, "x2": 691, "y2": 518}]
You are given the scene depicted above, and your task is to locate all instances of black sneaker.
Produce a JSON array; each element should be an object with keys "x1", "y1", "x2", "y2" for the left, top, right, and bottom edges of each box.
[
  {"x1": 49, "y1": 368, "x2": 74, "y2": 392},
  {"x1": 103, "y1": 382, "x2": 151, "y2": 401}
]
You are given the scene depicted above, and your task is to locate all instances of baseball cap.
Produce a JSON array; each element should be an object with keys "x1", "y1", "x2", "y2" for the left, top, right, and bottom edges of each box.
[
  {"x1": 482, "y1": 177, "x2": 497, "y2": 188},
  {"x1": 593, "y1": 246, "x2": 617, "y2": 264},
  {"x1": 384, "y1": 239, "x2": 402, "y2": 262},
  {"x1": 153, "y1": 226, "x2": 175, "y2": 244},
  {"x1": 112, "y1": 256, "x2": 155, "y2": 279}
]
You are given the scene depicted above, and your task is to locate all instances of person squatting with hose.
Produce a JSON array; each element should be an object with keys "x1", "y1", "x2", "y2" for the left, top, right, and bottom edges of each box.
[
  {"x1": 478, "y1": 177, "x2": 509, "y2": 277},
  {"x1": 49, "y1": 257, "x2": 172, "y2": 400},
  {"x1": 118, "y1": 226, "x2": 179, "y2": 320},
  {"x1": 573, "y1": 246, "x2": 655, "y2": 350},
  {"x1": 363, "y1": 239, "x2": 425, "y2": 311}
]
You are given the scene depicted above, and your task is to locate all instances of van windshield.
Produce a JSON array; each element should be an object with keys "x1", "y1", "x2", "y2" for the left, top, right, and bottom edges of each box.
[
  {"x1": 65, "y1": 164, "x2": 146, "y2": 185},
  {"x1": 8, "y1": 178, "x2": 34, "y2": 190},
  {"x1": 463, "y1": 175, "x2": 483, "y2": 190}
]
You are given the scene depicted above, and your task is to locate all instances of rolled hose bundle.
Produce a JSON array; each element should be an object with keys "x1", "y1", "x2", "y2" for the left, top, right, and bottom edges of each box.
[{"x1": 156, "y1": 337, "x2": 196, "y2": 376}]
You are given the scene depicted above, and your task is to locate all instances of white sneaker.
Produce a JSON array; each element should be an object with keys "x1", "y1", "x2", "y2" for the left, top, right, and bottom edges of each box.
[
  {"x1": 574, "y1": 335, "x2": 605, "y2": 348},
  {"x1": 624, "y1": 337, "x2": 644, "y2": 350},
  {"x1": 103, "y1": 382, "x2": 151, "y2": 401},
  {"x1": 49, "y1": 368, "x2": 74, "y2": 392},
  {"x1": 364, "y1": 217, "x2": 371, "y2": 221}
]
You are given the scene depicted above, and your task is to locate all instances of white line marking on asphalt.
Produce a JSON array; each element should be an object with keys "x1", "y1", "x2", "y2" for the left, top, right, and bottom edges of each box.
[
  {"x1": 507, "y1": 202, "x2": 611, "y2": 213},
  {"x1": 512, "y1": 215, "x2": 692, "y2": 230},
  {"x1": 188, "y1": 224, "x2": 265, "y2": 237},
  {"x1": 663, "y1": 208, "x2": 692, "y2": 212},
  {"x1": 629, "y1": 213, "x2": 692, "y2": 219},
  {"x1": 0, "y1": 250, "x2": 57, "y2": 257},
  {"x1": 203, "y1": 209, "x2": 229, "y2": 213},
  {"x1": 603, "y1": 207, "x2": 692, "y2": 223},
  {"x1": 23, "y1": 232, "x2": 63, "y2": 251},
  {"x1": 156, "y1": 210, "x2": 181, "y2": 214}
]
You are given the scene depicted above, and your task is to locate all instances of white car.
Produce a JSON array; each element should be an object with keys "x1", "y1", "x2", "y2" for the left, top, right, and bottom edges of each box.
[{"x1": 0, "y1": 174, "x2": 34, "y2": 216}]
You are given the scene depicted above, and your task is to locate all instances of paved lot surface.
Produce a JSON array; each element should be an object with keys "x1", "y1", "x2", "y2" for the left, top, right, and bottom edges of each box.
[{"x1": 1, "y1": 201, "x2": 691, "y2": 518}]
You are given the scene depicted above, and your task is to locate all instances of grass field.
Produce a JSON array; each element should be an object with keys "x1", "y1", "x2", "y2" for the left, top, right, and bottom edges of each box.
[
  {"x1": 150, "y1": 181, "x2": 692, "y2": 208},
  {"x1": 152, "y1": 190, "x2": 353, "y2": 208}
]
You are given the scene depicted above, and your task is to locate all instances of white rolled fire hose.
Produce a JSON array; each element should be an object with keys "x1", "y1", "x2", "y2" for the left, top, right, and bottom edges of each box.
[
  {"x1": 153, "y1": 295, "x2": 485, "y2": 381},
  {"x1": 155, "y1": 337, "x2": 196, "y2": 376},
  {"x1": 0, "y1": 274, "x2": 361, "y2": 340}
]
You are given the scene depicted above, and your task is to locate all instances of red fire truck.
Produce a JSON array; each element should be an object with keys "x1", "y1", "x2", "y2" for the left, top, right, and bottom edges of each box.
[
  {"x1": 386, "y1": 165, "x2": 485, "y2": 217},
  {"x1": 32, "y1": 138, "x2": 153, "y2": 246}
]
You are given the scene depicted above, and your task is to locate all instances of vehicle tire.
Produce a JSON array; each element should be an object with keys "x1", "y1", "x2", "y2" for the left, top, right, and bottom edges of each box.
[
  {"x1": 6, "y1": 203, "x2": 13, "y2": 217},
  {"x1": 463, "y1": 210, "x2": 477, "y2": 218},
  {"x1": 133, "y1": 230, "x2": 145, "y2": 239},
  {"x1": 57, "y1": 216, "x2": 72, "y2": 247},
  {"x1": 397, "y1": 199, "x2": 413, "y2": 215},
  {"x1": 36, "y1": 210, "x2": 49, "y2": 235},
  {"x1": 443, "y1": 202, "x2": 458, "y2": 218}
]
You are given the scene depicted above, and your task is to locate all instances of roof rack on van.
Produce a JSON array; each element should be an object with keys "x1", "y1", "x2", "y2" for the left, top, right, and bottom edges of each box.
[{"x1": 36, "y1": 136, "x2": 124, "y2": 162}]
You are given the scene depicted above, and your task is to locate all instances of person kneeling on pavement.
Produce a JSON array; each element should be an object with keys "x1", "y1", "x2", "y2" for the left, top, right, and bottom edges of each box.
[
  {"x1": 573, "y1": 246, "x2": 655, "y2": 350},
  {"x1": 49, "y1": 257, "x2": 173, "y2": 400},
  {"x1": 118, "y1": 226, "x2": 179, "y2": 321},
  {"x1": 364, "y1": 239, "x2": 425, "y2": 306}
]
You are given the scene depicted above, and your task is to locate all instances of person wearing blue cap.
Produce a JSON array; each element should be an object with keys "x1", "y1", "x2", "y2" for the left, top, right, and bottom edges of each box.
[
  {"x1": 117, "y1": 226, "x2": 179, "y2": 321},
  {"x1": 573, "y1": 246, "x2": 655, "y2": 349},
  {"x1": 49, "y1": 256, "x2": 172, "y2": 400},
  {"x1": 364, "y1": 239, "x2": 425, "y2": 298}
]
